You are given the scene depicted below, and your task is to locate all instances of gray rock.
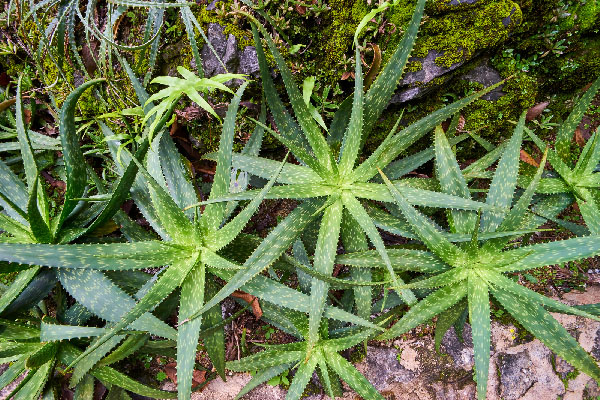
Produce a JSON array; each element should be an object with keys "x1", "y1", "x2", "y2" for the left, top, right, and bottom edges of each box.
[
  {"x1": 441, "y1": 324, "x2": 474, "y2": 370},
  {"x1": 239, "y1": 46, "x2": 259, "y2": 76},
  {"x1": 73, "y1": 70, "x2": 85, "y2": 88},
  {"x1": 206, "y1": 0, "x2": 223, "y2": 11},
  {"x1": 391, "y1": 50, "x2": 465, "y2": 104},
  {"x1": 0, "y1": 365, "x2": 26, "y2": 400},
  {"x1": 497, "y1": 351, "x2": 535, "y2": 400},
  {"x1": 187, "y1": 287, "x2": 600, "y2": 400},
  {"x1": 201, "y1": 23, "x2": 259, "y2": 85},
  {"x1": 202, "y1": 23, "x2": 230, "y2": 77},
  {"x1": 502, "y1": 6, "x2": 520, "y2": 27},
  {"x1": 592, "y1": 327, "x2": 600, "y2": 359},
  {"x1": 363, "y1": 346, "x2": 416, "y2": 390},
  {"x1": 461, "y1": 62, "x2": 505, "y2": 101}
]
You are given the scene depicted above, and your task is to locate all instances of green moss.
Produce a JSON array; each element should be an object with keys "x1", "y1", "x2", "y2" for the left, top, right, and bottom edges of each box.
[
  {"x1": 543, "y1": 37, "x2": 600, "y2": 93},
  {"x1": 317, "y1": 0, "x2": 367, "y2": 80},
  {"x1": 191, "y1": 1, "x2": 254, "y2": 50},
  {"x1": 577, "y1": 0, "x2": 600, "y2": 30},
  {"x1": 414, "y1": 0, "x2": 522, "y2": 68},
  {"x1": 0, "y1": 271, "x2": 17, "y2": 286},
  {"x1": 558, "y1": 0, "x2": 600, "y2": 32},
  {"x1": 406, "y1": 61, "x2": 423, "y2": 72}
]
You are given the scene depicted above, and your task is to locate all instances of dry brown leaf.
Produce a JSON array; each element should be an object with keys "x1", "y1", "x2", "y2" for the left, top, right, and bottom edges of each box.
[
  {"x1": 520, "y1": 149, "x2": 539, "y2": 167},
  {"x1": 582, "y1": 82, "x2": 594, "y2": 92},
  {"x1": 231, "y1": 290, "x2": 263, "y2": 319},
  {"x1": 526, "y1": 101, "x2": 550, "y2": 122},
  {"x1": 575, "y1": 126, "x2": 586, "y2": 147},
  {"x1": 457, "y1": 115, "x2": 466, "y2": 132},
  {"x1": 341, "y1": 71, "x2": 354, "y2": 81},
  {"x1": 364, "y1": 44, "x2": 381, "y2": 90},
  {"x1": 164, "y1": 363, "x2": 207, "y2": 388},
  {"x1": 23, "y1": 109, "x2": 32, "y2": 125},
  {"x1": 0, "y1": 98, "x2": 16, "y2": 113}
]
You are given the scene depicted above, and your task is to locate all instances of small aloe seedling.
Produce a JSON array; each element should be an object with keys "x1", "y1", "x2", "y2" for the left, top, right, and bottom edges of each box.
[
  {"x1": 519, "y1": 76, "x2": 600, "y2": 235},
  {"x1": 362, "y1": 118, "x2": 600, "y2": 400},
  {"x1": 144, "y1": 66, "x2": 246, "y2": 141}
]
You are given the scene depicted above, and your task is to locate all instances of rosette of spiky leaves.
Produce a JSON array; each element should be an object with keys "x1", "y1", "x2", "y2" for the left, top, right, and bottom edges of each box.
[
  {"x1": 0, "y1": 75, "x2": 166, "y2": 318},
  {"x1": 0, "y1": 306, "x2": 177, "y2": 399},
  {"x1": 187, "y1": 0, "x2": 507, "y2": 348},
  {"x1": 518, "y1": 76, "x2": 600, "y2": 235},
  {"x1": 23, "y1": 0, "x2": 225, "y2": 105},
  {"x1": 226, "y1": 300, "x2": 399, "y2": 400},
  {"x1": 0, "y1": 74, "x2": 187, "y2": 397},
  {"x1": 0, "y1": 81, "x2": 267, "y2": 399},
  {"x1": 356, "y1": 120, "x2": 600, "y2": 400},
  {"x1": 143, "y1": 66, "x2": 246, "y2": 141},
  {"x1": 0, "y1": 74, "x2": 379, "y2": 399}
]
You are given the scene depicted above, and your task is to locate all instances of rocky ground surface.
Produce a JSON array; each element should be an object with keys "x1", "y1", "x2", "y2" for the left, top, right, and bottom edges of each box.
[{"x1": 169, "y1": 285, "x2": 600, "y2": 400}]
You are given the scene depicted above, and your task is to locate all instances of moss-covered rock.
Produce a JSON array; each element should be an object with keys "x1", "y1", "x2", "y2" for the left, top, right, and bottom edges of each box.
[{"x1": 387, "y1": 0, "x2": 522, "y2": 103}]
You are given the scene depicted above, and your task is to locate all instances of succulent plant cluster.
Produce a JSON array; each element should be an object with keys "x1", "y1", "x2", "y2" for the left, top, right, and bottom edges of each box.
[{"x1": 1, "y1": 0, "x2": 599, "y2": 399}]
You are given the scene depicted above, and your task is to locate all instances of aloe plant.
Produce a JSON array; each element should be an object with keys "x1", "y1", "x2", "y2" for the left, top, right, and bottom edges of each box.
[
  {"x1": 143, "y1": 66, "x2": 246, "y2": 140},
  {"x1": 0, "y1": 64, "x2": 382, "y2": 399},
  {"x1": 337, "y1": 119, "x2": 600, "y2": 400},
  {"x1": 189, "y1": 0, "x2": 511, "y2": 354},
  {"x1": 0, "y1": 75, "x2": 150, "y2": 316},
  {"x1": 0, "y1": 74, "x2": 187, "y2": 398},
  {"x1": 0, "y1": 296, "x2": 178, "y2": 399},
  {"x1": 0, "y1": 81, "x2": 265, "y2": 398},
  {"x1": 519, "y1": 76, "x2": 600, "y2": 235},
  {"x1": 227, "y1": 307, "x2": 392, "y2": 400}
]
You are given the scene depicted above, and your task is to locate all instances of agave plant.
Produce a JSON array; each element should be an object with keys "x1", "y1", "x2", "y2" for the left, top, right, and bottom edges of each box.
[
  {"x1": 519, "y1": 76, "x2": 600, "y2": 235},
  {"x1": 337, "y1": 118, "x2": 600, "y2": 399}
]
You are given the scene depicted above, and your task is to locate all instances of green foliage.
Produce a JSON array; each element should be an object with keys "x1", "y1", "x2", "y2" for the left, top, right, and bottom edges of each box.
[
  {"x1": 1, "y1": 2, "x2": 599, "y2": 400},
  {"x1": 519, "y1": 76, "x2": 600, "y2": 235},
  {"x1": 362, "y1": 120, "x2": 600, "y2": 400},
  {"x1": 144, "y1": 67, "x2": 246, "y2": 140}
]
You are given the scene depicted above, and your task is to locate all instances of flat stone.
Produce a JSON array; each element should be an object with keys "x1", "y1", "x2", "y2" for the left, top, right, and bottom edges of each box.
[
  {"x1": 461, "y1": 62, "x2": 505, "y2": 101},
  {"x1": 441, "y1": 324, "x2": 474, "y2": 370},
  {"x1": 172, "y1": 287, "x2": 600, "y2": 400},
  {"x1": 497, "y1": 351, "x2": 534, "y2": 400},
  {"x1": 0, "y1": 365, "x2": 26, "y2": 400},
  {"x1": 502, "y1": 6, "x2": 520, "y2": 27},
  {"x1": 362, "y1": 346, "x2": 417, "y2": 390}
]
